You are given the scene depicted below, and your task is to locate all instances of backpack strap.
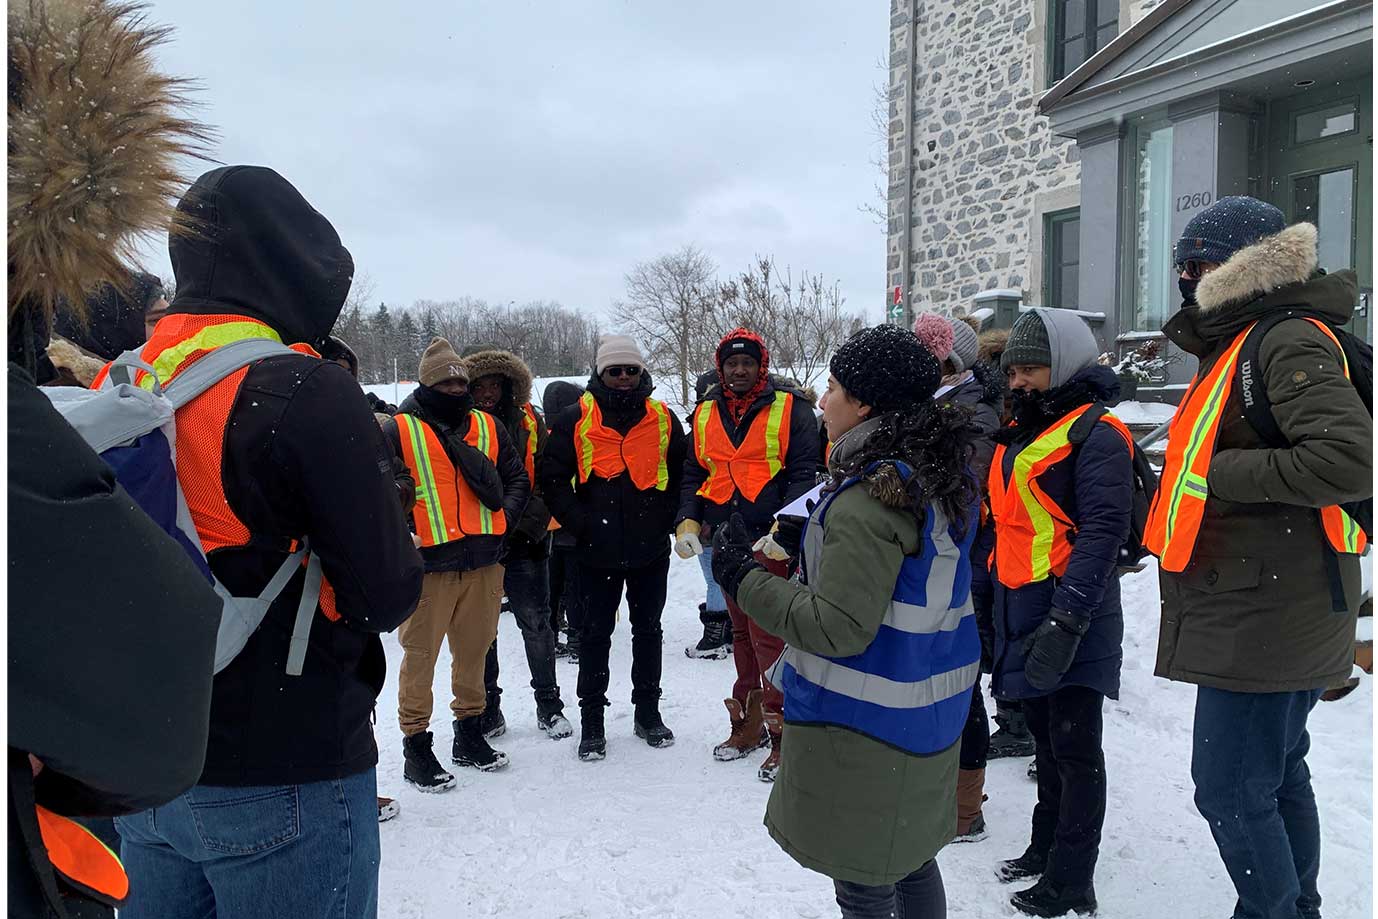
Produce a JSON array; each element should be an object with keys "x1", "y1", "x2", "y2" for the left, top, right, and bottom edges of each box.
[
  {"x1": 1066, "y1": 403, "x2": 1109, "y2": 446},
  {"x1": 1236, "y1": 312, "x2": 1296, "y2": 449},
  {"x1": 160, "y1": 338, "x2": 298, "y2": 409},
  {"x1": 285, "y1": 551, "x2": 323, "y2": 677}
]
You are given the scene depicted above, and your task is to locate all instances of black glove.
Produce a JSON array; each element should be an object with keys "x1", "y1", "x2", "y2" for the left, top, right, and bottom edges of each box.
[
  {"x1": 711, "y1": 513, "x2": 764, "y2": 602},
  {"x1": 774, "y1": 514, "x2": 807, "y2": 559},
  {"x1": 1022, "y1": 608, "x2": 1088, "y2": 692}
]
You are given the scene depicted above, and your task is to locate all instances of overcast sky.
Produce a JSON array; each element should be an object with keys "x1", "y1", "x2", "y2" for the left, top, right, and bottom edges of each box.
[{"x1": 142, "y1": 1, "x2": 889, "y2": 324}]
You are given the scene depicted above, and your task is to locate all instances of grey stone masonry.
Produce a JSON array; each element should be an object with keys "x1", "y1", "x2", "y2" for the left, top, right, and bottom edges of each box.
[{"x1": 886, "y1": 0, "x2": 1163, "y2": 323}]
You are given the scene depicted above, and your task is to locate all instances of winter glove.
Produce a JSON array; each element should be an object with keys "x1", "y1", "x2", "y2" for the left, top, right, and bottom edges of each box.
[
  {"x1": 752, "y1": 514, "x2": 806, "y2": 563},
  {"x1": 711, "y1": 513, "x2": 764, "y2": 602},
  {"x1": 674, "y1": 520, "x2": 704, "y2": 559},
  {"x1": 1022, "y1": 607, "x2": 1089, "y2": 692}
]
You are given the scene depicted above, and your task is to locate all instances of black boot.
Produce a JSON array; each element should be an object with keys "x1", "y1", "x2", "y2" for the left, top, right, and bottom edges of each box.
[
  {"x1": 1010, "y1": 878, "x2": 1097, "y2": 917},
  {"x1": 537, "y1": 700, "x2": 574, "y2": 740},
  {"x1": 684, "y1": 606, "x2": 732, "y2": 660},
  {"x1": 566, "y1": 630, "x2": 580, "y2": 664},
  {"x1": 633, "y1": 701, "x2": 675, "y2": 748},
  {"x1": 997, "y1": 846, "x2": 1049, "y2": 883},
  {"x1": 402, "y1": 731, "x2": 456, "y2": 793},
  {"x1": 989, "y1": 703, "x2": 1036, "y2": 758},
  {"x1": 452, "y1": 717, "x2": 509, "y2": 771},
  {"x1": 479, "y1": 692, "x2": 507, "y2": 739},
  {"x1": 579, "y1": 706, "x2": 606, "y2": 761}
]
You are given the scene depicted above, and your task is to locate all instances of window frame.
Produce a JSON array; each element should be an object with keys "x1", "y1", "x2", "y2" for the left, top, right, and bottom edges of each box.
[
  {"x1": 1048, "y1": 0, "x2": 1120, "y2": 86},
  {"x1": 1043, "y1": 208, "x2": 1081, "y2": 310}
]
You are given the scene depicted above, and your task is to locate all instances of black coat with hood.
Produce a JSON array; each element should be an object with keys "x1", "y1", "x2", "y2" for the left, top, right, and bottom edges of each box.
[
  {"x1": 542, "y1": 380, "x2": 587, "y2": 550},
  {"x1": 677, "y1": 373, "x2": 821, "y2": 539},
  {"x1": 540, "y1": 372, "x2": 688, "y2": 570},
  {"x1": 166, "y1": 166, "x2": 424, "y2": 786}
]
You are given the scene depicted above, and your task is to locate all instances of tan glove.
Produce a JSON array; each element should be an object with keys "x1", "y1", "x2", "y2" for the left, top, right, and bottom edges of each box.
[
  {"x1": 752, "y1": 521, "x2": 792, "y2": 562},
  {"x1": 674, "y1": 520, "x2": 704, "y2": 559}
]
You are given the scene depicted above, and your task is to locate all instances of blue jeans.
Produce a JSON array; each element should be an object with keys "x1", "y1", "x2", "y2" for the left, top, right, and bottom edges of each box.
[
  {"x1": 1192, "y1": 688, "x2": 1324, "y2": 919},
  {"x1": 698, "y1": 548, "x2": 727, "y2": 613},
  {"x1": 114, "y1": 770, "x2": 380, "y2": 919}
]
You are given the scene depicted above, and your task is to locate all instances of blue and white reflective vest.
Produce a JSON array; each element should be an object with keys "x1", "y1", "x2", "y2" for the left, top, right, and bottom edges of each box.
[{"x1": 769, "y1": 462, "x2": 980, "y2": 755}]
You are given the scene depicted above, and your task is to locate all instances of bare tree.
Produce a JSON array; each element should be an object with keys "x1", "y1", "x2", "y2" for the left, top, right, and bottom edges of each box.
[
  {"x1": 612, "y1": 245, "x2": 719, "y2": 408},
  {"x1": 861, "y1": 56, "x2": 891, "y2": 226}
]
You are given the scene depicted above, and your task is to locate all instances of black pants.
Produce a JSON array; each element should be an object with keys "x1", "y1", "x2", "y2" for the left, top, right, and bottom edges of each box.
[
  {"x1": 959, "y1": 684, "x2": 990, "y2": 770},
  {"x1": 548, "y1": 544, "x2": 583, "y2": 638},
  {"x1": 576, "y1": 556, "x2": 669, "y2": 709},
  {"x1": 1023, "y1": 685, "x2": 1106, "y2": 889},
  {"x1": 834, "y1": 860, "x2": 945, "y2": 919},
  {"x1": 482, "y1": 555, "x2": 562, "y2": 711}
]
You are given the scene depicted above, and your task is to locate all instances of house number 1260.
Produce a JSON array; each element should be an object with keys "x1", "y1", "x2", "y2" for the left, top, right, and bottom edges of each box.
[{"x1": 1175, "y1": 191, "x2": 1213, "y2": 211}]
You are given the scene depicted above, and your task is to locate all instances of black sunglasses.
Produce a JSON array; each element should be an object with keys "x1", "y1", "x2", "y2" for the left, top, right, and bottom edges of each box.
[
  {"x1": 1177, "y1": 259, "x2": 1211, "y2": 280},
  {"x1": 605, "y1": 365, "x2": 642, "y2": 378}
]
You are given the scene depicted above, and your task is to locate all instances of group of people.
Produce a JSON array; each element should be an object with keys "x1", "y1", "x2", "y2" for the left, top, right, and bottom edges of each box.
[{"x1": 8, "y1": 4, "x2": 1372, "y2": 919}]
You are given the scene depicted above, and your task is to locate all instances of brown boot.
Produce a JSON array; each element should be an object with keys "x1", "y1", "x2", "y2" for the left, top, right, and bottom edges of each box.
[
  {"x1": 758, "y1": 709, "x2": 783, "y2": 782},
  {"x1": 713, "y1": 689, "x2": 768, "y2": 761},
  {"x1": 952, "y1": 768, "x2": 988, "y2": 842},
  {"x1": 1356, "y1": 640, "x2": 1373, "y2": 675}
]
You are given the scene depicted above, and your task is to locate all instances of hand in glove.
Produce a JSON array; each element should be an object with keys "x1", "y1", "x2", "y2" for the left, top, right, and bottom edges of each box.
[
  {"x1": 674, "y1": 520, "x2": 704, "y2": 559},
  {"x1": 711, "y1": 513, "x2": 764, "y2": 602},
  {"x1": 752, "y1": 514, "x2": 806, "y2": 562},
  {"x1": 1022, "y1": 608, "x2": 1089, "y2": 691}
]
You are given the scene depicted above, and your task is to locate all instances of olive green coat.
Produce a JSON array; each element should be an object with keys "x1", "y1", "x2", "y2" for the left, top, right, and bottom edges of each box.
[
  {"x1": 1156, "y1": 223, "x2": 1372, "y2": 693},
  {"x1": 736, "y1": 469, "x2": 959, "y2": 887}
]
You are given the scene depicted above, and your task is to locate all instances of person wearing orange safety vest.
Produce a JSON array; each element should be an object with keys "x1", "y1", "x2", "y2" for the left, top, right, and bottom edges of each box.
[
  {"x1": 1151, "y1": 198, "x2": 1372, "y2": 919},
  {"x1": 380, "y1": 339, "x2": 530, "y2": 790},
  {"x1": 988, "y1": 308, "x2": 1133, "y2": 918},
  {"x1": 540, "y1": 335, "x2": 687, "y2": 761},
  {"x1": 463, "y1": 345, "x2": 572, "y2": 743},
  {"x1": 674, "y1": 328, "x2": 820, "y2": 780}
]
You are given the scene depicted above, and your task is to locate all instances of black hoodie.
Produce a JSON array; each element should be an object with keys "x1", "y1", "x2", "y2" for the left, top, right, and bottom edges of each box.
[{"x1": 167, "y1": 166, "x2": 423, "y2": 786}]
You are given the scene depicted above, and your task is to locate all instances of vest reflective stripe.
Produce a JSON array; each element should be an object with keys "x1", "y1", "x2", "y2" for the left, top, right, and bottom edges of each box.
[
  {"x1": 692, "y1": 391, "x2": 793, "y2": 504},
  {"x1": 520, "y1": 402, "x2": 541, "y2": 484},
  {"x1": 35, "y1": 805, "x2": 129, "y2": 903},
  {"x1": 137, "y1": 318, "x2": 282, "y2": 389},
  {"x1": 1304, "y1": 321, "x2": 1368, "y2": 555},
  {"x1": 397, "y1": 410, "x2": 506, "y2": 545},
  {"x1": 573, "y1": 392, "x2": 671, "y2": 491},
  {"x1": 989, "y1": 405, "x2": 1132, "y2": 589},
  {"x1": 770, "y1": 466, "x2": 979, "y2": 755}
]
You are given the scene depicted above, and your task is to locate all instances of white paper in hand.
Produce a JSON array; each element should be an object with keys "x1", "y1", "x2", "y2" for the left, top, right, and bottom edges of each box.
[{"x1": 778, "y1": 483, "x2": 824, "y2": 520}]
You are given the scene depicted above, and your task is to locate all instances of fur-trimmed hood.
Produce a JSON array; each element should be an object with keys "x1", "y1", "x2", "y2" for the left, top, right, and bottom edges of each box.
[
  {"x1": 1196, "y1": 223, "x2": 1318, "y2": 312},
  {"x1": 45, "y1": 336, "x2": 107, "y2": 388},
  {"x1": 463, "y1": 349, "x2": 534, "y2": 410},
  {"x1": 8, "y1": 0, "x2": 211, "y2": 324}
]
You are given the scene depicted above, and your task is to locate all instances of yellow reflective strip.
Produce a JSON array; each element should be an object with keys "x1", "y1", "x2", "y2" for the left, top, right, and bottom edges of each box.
[
  {"x1": 575, "y1": 393, "x2": 597, "y2": 481},
  {"x1": 763, "y1": 392, "x2": 788, "y2": 480},
  {"x1": 654, "y1": 400, "x2": 670, "y2": 490},
  {"x1": 1011, "y1": 411, "x2": 1081, "y2": 580},
  {"x1": 403, "y1": 416, "x2": 448, "y2": 545},
  {"x1": 138, "y1": 321, "x2": 282, "y2": 389},
  {"x1": 473, "y1": 411, "x2": 494, "y2": 534},
  {"x1": 694, "y1": 402, "x2": 718, "y2": 493},
  {"x1": 1342, "y1": 508, "x2": 1362, "y2": 552}
]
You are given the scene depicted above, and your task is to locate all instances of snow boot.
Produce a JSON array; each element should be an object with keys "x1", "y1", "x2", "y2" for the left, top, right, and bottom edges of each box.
[
  {"x1": 377, "y1": 796, "x2": 400, "y2": 823},
  {"x1": 566, "y1": 630, "x2": 580, "y2": 664},
  {"x1": 952, "y1": 768, "x2": 988, "y2": 842},
  {"x1": 479, "y1": 692, "x2": 507, "y2": 739},
  {"x1": 989, "y1": 704, "x2": 1036, "y2": 758},
  {"x1": 712, "y1": 689, "x2": 768, "y2": 761},
  {"x1": 579, "y1": 706, "x2": 607, "y2": 761},
  {"x1": 402, "y1": 731, "x2": 456, "y2": 793},
  {"x1": 997, "y1": 847, "x2": 1049, "y2": 883},
  {"x1": 1011, "y1": 878, "x2": 1097, "y2": 917},
  {"x1": 537, "y1": 702, "x2": 574, "y2": 740},
  {"x1": 633, "y1": 701, "x2": 675, "y2": 748},
  {"x1": 452, "y1": 717, "x2": 510, "y2": 771},
  {"x1": 758, "y1": 708, "x2": 783, "y2": 783},
  {"x1": 1028, "y1": 759, "x2": 1038, "y2": 780},
  {"x1": 685, "y1": 605, "x2": 733, "y2": 659}
]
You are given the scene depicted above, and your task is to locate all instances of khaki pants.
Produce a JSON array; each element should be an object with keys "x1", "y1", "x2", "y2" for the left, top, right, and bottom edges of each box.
[{"x1": 398, "y1": 564, "x2": 505, "y2": 734}]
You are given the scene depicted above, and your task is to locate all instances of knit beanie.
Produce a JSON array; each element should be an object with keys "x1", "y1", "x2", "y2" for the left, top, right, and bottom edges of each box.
[
  {"x1": 1174, "y1": 196, "x2": 1286, "y2": 267},
  {"x1": 717, "y1": 332, "x2": 764, "y2": 367},
  {"x1": 1001, "y1": 308, "x2": 1099, "y2": 388},
  {"x1": 595, "y1": 334, "x2": 646, "y2": 374},
  {"x1": 829, "y1": 325, "x2": 942, "y2": 413},
  {"x1": 948, "y1": 318, "x2": 980, "y2": 373},
  {"x1": 911, "y1": 312, "x2": 954, "y2": 365},
  {"x1": 1000, "y1": 311, "x2": 1052, "y2": 371},
  {"x1": 419, "y1": 337, "x2": 469, "y2": 387}
]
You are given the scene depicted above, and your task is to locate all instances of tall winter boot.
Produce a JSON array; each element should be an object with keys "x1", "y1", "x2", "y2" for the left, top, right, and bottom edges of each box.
[
  {"x1": 479, "y1": 691, "x2": 507, "y2": 739},
  {"x1": 579, "y1": 706, "x2": 607, "y2": 762},
  {"x1": 712, "y1": 689, "x2": 768, "y2": 761},
  {"x1": 633, "y1": 700, "x2": 675, "y2": 748},
  {"x1": 758, "y1": 708, "x2": 783, "y2": 783},
  {"x1": 402, "y1": 731, "x2": 456, "y2": 793},
  {"x1": 685, "y1": 605, "x2": 733, "y2": 659},
  {"x1": 452, "y1": 717, "x2": 510, "y2": 772},
  {"x1": 952, "y1": 768, "x2": 988, "y2": 843},
  {"x1": 989, "y1": 702, "x2": 1035, "y2": 758}
]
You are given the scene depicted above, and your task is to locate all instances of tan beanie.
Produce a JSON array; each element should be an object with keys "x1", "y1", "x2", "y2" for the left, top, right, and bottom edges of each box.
[
  {"x1": 595, "y1": 334, "x2": 646, "y2": 374},
  {"x1": 419, "y1": 338, "x2": 470, "y2": 387}
]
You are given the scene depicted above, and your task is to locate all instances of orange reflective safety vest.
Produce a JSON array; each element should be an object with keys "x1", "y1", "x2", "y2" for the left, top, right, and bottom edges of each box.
[
  {"x1": 692, "y1": 392, "x2": 793, "y2": 504},
  {"x1": 988, "y1": 404, "x2": 1134, "y2": 589},
  {"x1": 573, "y1": 392, "x2": 671, "y2": 491},
  {"x1": 90, "y1": 314, "x2": 342, "y2": 620},
  {"x1": 1146, "y1": 318, "x2": 1367, "y2": 571},
  {"x1": 519, "y1": 401, "x2": 561, "y2": 531},
  {"x1": 35, "y1": 806, "x2": 129, "y2": 904},
  {"x1": 396, "y1": 410, "x2": 508, "y2": 547}
]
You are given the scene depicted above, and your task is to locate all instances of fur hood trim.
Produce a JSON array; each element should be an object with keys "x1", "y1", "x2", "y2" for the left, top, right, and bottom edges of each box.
[
  {"x1": 8, "y1": 0, "x2": 212, "y2": 322},
  {"x1": 1196, "y1": 223, "x2": 1319, "y2": 313},
  {"x1": 46, "y1": 335, "x2": 107, "y2": 387},
  {"x1": 862, "y1": 463, "x2": 911, "y2": 510},
  {"x1": 462, "y1": 349, "x2": 534, "y2": 408}
]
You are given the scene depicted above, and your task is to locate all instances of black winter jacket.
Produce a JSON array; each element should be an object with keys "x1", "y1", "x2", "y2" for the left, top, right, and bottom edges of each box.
[
  {"x1": 166, "y1": 166, "x2": 424, "y2": 786},
  {"x1": 542, "y1": 381, "x2": 587, "y2": 550},
  {"x1": 540, "y1": 374, "x2": 687, "y2": 570}
]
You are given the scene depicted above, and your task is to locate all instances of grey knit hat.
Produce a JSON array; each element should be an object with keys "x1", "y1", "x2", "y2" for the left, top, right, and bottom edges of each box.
[
  {"x1": 1001, "y1": 308, "x2": 1099, "y2": 388},
  {"x1": 1174, "y1": 196, "x2": 1286, "y2": 267},
  {"x1": 948, "y1": 318, "x2": 980, "y2": 373},
  {"x1": 1001, "y1": 311, "x2": 1051, "y2": 371}
]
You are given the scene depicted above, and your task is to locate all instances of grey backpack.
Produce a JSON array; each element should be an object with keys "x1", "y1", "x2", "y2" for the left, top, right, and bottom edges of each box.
[{"x1": 42, "y1": 338, "x2": 323, "y2": 676}]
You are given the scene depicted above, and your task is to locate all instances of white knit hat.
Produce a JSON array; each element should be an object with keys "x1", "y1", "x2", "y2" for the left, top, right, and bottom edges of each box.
[{"x1": 595, "y1": 334, "x2": 646, "y2": 374}]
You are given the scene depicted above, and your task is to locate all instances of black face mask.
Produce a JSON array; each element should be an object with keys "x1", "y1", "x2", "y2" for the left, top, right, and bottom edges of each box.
[
  {"x1": 1179, "y1": 276, "x2": 1199, "y2": 306},
  {"x1": 414, "y1": 385, "x2": 474, "y2": 426}
]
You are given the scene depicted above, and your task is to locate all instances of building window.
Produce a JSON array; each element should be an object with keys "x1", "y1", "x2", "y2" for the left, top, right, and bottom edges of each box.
[
  {"x1": 1050, "y1": 0, "x2": 1119, "y2": 83},
  {"x1": 1044, "y1": 209, "x2": 1081, "y2": 310},
  {"x1": 1130, "y1": 123, "x2": 1174, "y2": 333}
]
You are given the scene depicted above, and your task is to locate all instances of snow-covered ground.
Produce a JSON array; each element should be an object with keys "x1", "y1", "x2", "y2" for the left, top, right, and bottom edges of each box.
[{"x1": 371, "y1": 555, "x2": 1373, "y2": 919}]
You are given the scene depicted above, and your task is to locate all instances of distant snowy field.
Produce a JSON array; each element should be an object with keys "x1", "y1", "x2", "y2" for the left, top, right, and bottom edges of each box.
[{"x1": 365, "y1": 378, "x2": 1372, "y2": 919}]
